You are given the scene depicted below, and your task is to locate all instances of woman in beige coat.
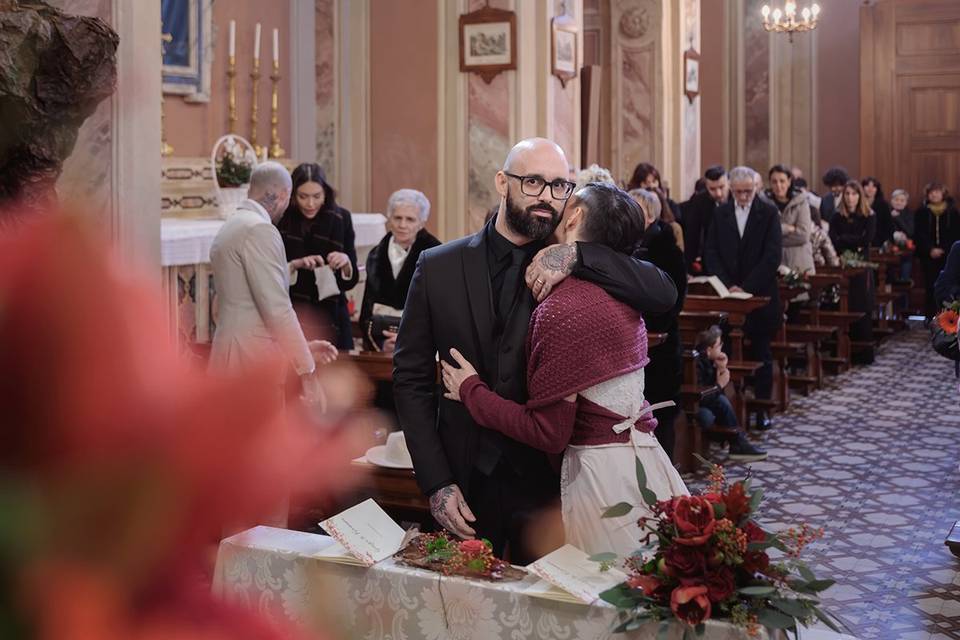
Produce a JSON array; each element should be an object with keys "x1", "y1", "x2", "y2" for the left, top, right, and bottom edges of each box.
[{"x1": 767, "y1": 164, "x2": 815, "y2": 274}]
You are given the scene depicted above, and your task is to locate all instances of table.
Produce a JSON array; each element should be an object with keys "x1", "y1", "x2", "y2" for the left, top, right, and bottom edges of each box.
[{"x1": 213, "y1": 526, "x2": 836, "y2": 640}]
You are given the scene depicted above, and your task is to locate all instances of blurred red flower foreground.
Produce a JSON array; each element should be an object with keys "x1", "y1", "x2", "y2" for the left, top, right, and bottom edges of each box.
[{"x1": 0, "y1": 211, "x2": 364, "y2": 639}]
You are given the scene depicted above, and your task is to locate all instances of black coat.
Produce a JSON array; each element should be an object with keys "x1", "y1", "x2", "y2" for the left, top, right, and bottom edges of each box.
[
  {"x1": 870, "y1": 199, "x2": 894, "y2": 247},
  {"x1": 703, "y1": 198, "x2": 783, "y2": 333},
  {"x1": 393, "y1": 218, "x2": 678, "y2": 497},
  {"x1": 934, "y1": 240, "x2": 960, "y2": 305},
  {"x1": 915, "y1": 201, "x2": 960, "y2": 261},
  {"x1": 830, "y1": 212, "x2": 877, "y2": 257},
  {"x1": 359, "y1": 229, "x2": 441, "y2": 350},
  {"x1": 680, "y1": 191, "x2": 730, "y2": 273}
]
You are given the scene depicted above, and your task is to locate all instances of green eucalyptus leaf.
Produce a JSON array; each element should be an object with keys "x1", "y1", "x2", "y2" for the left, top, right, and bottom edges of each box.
[
  {"x1": 813, "y1": 607, "x2": 842, "y2": 633},
  {"x1": 771, "y1": 598, "x2": 810, "y2": 618},
  {"x1": 636, "y1": 457, "x2": 649, "y2": 492},
  {"x1": 603, "y1": 502, "x2": 634, "y2": 518},
  {"x1": 757, "y1": 608, "x2": 796, "y2": 629},
  {"x1": 641, "y1": 488, "x2": 660, "y2": 507},
  {"x1": 805, "y1": 579, "x2": 836, "y2": 593},
  {"x1": 739, "y1": 585, "x2": 777, "y2": 596}
]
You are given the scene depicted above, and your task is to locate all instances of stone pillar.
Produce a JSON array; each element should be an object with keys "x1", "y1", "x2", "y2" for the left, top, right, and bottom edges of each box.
[
  {"x1": 55, "y1": 0, "x2": 162, "y2": 270},
  {"x1": 336, "y1": 0, "x2": 370, "y2": 212},
  {"x1": 289, "y1": 0, "x2": 317, "y2": 164},
  {"x1": 610, "y1": 0, "x2": 699, "y2": 196}
]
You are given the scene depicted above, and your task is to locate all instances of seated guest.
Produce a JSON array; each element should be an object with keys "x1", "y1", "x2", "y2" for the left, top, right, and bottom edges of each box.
[
  {"x1": 627, "y1": 162, "x2": 681, "y2": 224},
  {"x1": 862, "y1": 177, "x2": 893, "y2": 248},
  {"x1": 695, "y1": 326, "x2": 767, "y2": 461},
  {"x1": 819, "y1": 166, "x2": 849, "y2": 223},
  {"x1": 830, "y1": 180, "x2": 877, "y2": 358},
  {"x1": 934, "y1": 240, "x2": 960, "y2": 305},
  {"x1": 631, "y1": 188, "x2": 687, "y2": 460},
  {"x1": 278, "y1": 163, "x2": 359, "y2": 350},
  {"x1": 680, "y1": 165, "x2": 731, "y2": 273},
  {"x1": 915, "y1": 183, "x2": 960, "y2": 320},
  {"x1": 360, "y1": 189, "x2": 441, "y2": 352},
  {"x1": 889, "y1": 189, "x2": 915, "y2": 281},
  {"x1": 574, "y1": 163, "x2": 615, "y2": 190},
  {"x1": 766, "y1": 164, "x2": 815, "y2": 274},
  {"x1": 704, "y1": 166, "x2": 782, "y2": 430},
  {"x1": 810, "y1": 205, "x2": 840, "y2": 268}
]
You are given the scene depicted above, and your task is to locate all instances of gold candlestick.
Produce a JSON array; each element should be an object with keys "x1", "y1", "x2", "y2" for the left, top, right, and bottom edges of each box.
[
  {"x1": 250, "y1": 58, "x2": 264, "y2": 158},
  {"x1": 160, "y1": 31, "x2": 174, "y2": 156},
  {"x1": 227, "y1": 55, "x2": 238, "y2": 134},
  {"x1": 268, "y1": 60, "x2": 285, "y2": 159}
]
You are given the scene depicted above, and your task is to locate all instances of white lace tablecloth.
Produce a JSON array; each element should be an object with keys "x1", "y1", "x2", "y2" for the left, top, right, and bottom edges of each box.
[
  {"x1": 160, "y1": 214, "x2": 387, "y2": 267},
  {"x1": 212, "y1": 527, "x2": 852, "y2": 640}
]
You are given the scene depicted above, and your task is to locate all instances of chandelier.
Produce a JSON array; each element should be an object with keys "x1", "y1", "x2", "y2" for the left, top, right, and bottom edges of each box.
[{"x1": 761, "y1": 2, "x2": 820, "y2": 42}]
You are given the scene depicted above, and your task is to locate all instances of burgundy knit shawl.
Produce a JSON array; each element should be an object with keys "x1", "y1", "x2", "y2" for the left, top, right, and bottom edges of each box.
[{"x1": 526, "y1": 278, "x2": 649, "y2": 408}]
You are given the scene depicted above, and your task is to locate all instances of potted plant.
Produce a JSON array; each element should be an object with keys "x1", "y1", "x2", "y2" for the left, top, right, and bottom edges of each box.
[{"x1": 212, "y1": 135, "x2": 257, "y2": 219}]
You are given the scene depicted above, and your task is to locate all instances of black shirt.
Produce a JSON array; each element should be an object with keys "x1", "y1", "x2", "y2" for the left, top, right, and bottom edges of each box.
[{"x1": 485, "y1": 217, "x2": 540, "y2": 321}]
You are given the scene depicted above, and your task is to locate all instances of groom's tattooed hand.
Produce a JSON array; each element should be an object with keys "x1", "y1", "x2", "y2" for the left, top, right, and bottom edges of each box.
[
  {"x1": 526, "y1": 243, "x2": 579, "y2": 302},
  {"x1": 429, "y1": 484, "x2": 476, "y2": 539}
]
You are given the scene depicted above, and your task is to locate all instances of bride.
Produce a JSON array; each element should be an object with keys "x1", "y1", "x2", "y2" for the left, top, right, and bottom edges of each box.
[{"x1": 442, "y1": 182, "x2": 688, "y2": 559}]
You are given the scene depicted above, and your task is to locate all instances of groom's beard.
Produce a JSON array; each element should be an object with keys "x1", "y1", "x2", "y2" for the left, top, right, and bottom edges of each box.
[{"x1": 505, "y1": 192, "x2": 561, "y2": 242}]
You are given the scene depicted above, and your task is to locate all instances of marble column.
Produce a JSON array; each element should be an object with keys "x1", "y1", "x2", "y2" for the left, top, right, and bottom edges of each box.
[
  {"x1": 336, "y1": 0, "x2": 370, "y2": 212},
  {"x1": 769, "y1": 20, "x2": 817, "y2": 181},
  {"x1": 315, "y1": 0, "x2": 337, "y2": 184},
  {"x1": 289, "y1": 0, "x2": 317, "y2": 164},
  {"x1": 54, "y1": 0, "x2": 162, "y2": 270},
  {"x1": 610, "y1": 0, "x2": 699, "y2": 197}
]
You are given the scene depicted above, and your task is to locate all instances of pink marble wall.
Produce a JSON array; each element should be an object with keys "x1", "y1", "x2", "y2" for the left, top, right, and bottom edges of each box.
[
  {"x1": 620, "y1": 44, "x2": 656, "y2": 184},
  {"x1": 743, "y1": 0, "x2": 770, "y2": 173},
  {"x1": 315, "y1": 0, "x2": 336, "y2": 183},
  {"x1": 466, "y1": 0, "x2": 512, "y2": 234}
]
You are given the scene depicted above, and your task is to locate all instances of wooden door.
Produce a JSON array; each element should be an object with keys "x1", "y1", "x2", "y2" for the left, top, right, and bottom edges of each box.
[{"x1": 861, "y1": 0, "x2": 960, "y2": 199}]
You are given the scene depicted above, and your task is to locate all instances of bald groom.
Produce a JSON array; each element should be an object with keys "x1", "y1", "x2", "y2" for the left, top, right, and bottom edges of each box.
[{"x1": 394, "y1": 138, "x2": 677, "y2": 562}]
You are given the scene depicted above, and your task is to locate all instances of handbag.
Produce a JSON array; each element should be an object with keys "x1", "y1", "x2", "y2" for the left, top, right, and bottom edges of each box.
[{"x1": 366, "y1": 303, "x2": 403, "y2": 352}]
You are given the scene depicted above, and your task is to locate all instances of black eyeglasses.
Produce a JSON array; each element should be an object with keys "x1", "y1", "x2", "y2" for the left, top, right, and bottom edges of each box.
[{"x1": 504, "y1": 172, "x2": 576, "y2": 200}]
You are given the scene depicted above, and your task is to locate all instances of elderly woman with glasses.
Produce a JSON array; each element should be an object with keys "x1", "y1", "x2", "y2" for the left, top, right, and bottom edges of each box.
[{"x1": 359, "y1": 189, "x2": 441, "y2": 352}]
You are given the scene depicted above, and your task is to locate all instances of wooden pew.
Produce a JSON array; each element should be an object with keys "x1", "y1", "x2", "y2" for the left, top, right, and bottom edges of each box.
[
  {"x1": 683, "y1": 294, "x2": 770, "y2": 361},
  {"x1": 341, "y1": 350, "x2": 394, "y2": 382}
]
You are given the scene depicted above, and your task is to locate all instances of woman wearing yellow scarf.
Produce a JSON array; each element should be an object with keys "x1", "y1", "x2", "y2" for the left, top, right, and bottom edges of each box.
[{"x1": 915, "y1": 182, "x2": 960, "y2": 320}]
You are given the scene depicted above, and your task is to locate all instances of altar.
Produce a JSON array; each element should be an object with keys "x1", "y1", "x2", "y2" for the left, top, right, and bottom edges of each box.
[
  {"x1": 160, "y1": 213, "x2": 387, "y2": 346},
  {"x1": 212, "y1": 526, "x2": 855, "y2": 640}
]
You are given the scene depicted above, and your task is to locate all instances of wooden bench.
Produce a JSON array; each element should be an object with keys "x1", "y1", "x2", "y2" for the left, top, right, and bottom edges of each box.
[{"x1": 683, "y1": 295, "x2": 771, "y2": 361}]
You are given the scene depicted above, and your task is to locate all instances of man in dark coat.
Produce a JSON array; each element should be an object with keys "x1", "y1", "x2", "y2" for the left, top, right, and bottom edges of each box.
[
  {"x1": 393, "y1": 138, "x2": 677, "y2": 562},
  {"x1": 680, "y1": 165, "x2": 732, "y2": 274},
  {"x1": 704, "y1": 166, "x2": 782, "y2": 431}
]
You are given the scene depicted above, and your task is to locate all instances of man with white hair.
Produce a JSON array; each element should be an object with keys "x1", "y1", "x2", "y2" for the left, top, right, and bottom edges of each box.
[
  {"x1": 703, "y1": 166, "x2": 782, "y2": 431},
  {"x1": 209, "y1": 161, "x2": 335, "y2": 404}
]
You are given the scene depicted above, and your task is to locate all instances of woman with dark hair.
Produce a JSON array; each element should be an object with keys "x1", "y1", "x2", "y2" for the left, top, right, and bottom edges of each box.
[
  {"x1": 830, "y1": 180, "x2": 876, "y2": 357},
  {"x1": 862, "y1": 177, "x2": 893, "y2": 247},
  {"x1": 277, "y1": 163, "x2": 359, "y2": 350},
  {"x1": 766, "y1": 164, "x2": 815, "y2": 273},
  {"x1": 626, "y1": 162, "x2": 681, "y2": 224},
  {"x1": 915, "y1": 182, "x2": 960, "y2": 319}
]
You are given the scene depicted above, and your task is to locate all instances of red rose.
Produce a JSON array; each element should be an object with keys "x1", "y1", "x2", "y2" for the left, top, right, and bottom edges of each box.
[
  {"x1": 705, "y1": 568, "x2": 735, "y2": 603},
  {"x1": 703, "y1": 492, "x2": 723, "y2": 505},
  {"x1": 743, "y1": 520, "x2": 766, "y2": 544},
  {"x1": 670, "y1": 584, "x2": 712, "y2": 626},
  {"x1": 663, "y1": 545, "x2": 707, "y2": 578},
  {"x1": 742, "y1": 550, "x2": 770, "y2": 574},
  {"x1": 459, "y1": 539, "x2": 487, "y2": 555},
  {"x1": 673, "y1": 496, "x2": 716, "y2": 545},
  {"x1": 723, "y1": 483, "x2": 751, "y2": 525},
  {"x1": 627, "y1": 573, "x2": 667, "y2": 602}
]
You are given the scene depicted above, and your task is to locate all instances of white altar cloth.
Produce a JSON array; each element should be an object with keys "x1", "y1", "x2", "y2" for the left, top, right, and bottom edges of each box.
[
  {"x1": 212, "y1": 526, "x2": 854, "y2": 640},
  {"x1": 160, "y1": 213, "x2": 387, "y2": 267}
]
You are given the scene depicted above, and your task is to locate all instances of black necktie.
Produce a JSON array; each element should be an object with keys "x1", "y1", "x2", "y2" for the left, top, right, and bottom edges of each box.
[{"x1": 498, "y1": 248, "x2": 526, "y2": 320}]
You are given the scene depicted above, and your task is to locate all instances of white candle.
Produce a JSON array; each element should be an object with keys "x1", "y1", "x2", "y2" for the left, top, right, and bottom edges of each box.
[
  {"x1": 273, "y1": 28, "x2": 279, "y2": 64},
  {"x1": 228, "y1": 20, "x2": 236, "y2": 58},
  {"x1": 253, "y1": 22, "x2": 261, "y2": 61}
]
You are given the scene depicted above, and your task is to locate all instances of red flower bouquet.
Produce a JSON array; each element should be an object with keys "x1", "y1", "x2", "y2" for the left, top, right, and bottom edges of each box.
[
  {"x1": 931, "y1": 301, "x2": 960, "y2": 362},
  {"x1": 599, "y1": 460, "x2": 844, "y2": 637}
]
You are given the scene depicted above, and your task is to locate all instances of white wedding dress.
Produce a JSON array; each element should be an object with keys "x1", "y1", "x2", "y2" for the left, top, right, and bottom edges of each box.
[{"x1": 560, "y1": 368, "x2": 689, "y2": 559}]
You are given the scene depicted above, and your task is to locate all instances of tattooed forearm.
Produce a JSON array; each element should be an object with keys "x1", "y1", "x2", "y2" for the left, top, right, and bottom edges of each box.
[{"x1": 540, "y1": 243, "x2": 577, "y2": 274}]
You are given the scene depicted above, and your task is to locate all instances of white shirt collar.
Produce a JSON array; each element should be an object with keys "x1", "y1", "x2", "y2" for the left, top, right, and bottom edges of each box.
[
  {"x1": 237, "y1": 198, "x2": 272, "y2": 223},
  {"x1": 734, "y1": 200, "x2": 751, "y2": 238},
  {"x1": 387, "y1": 235, "x2": 411, "y2": 279}
]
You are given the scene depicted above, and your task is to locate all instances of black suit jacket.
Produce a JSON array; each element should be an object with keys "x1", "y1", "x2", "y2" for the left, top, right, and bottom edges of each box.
[
  {"x1": 935, "y1": 240, "x2": 960, "y2": 306},
  {"x1": 393, "y1": 220, "x2": 678, "y2": 497},
  {"x1": 680, "y1": 191, "x2": 730, "y2": 272},
  {"x1": 703, "y1": 198, "x2": 782, "y2": 333}
]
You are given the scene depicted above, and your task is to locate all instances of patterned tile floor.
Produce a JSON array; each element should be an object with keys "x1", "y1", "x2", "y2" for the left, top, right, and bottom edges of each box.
[{"x1": 686, "y1": 329, "x2": 960, "y2": 640}]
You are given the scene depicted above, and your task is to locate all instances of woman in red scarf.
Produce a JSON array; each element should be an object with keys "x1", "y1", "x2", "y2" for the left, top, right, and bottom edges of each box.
[{"x1": 442, "y1": 183, "x2": 688, "y2": 558}]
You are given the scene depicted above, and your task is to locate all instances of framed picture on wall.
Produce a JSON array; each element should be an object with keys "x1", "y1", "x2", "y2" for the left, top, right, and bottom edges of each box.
[
  {"x1": 683, "y1": 47, "x2": 700, "y2": 103},
  {"x1": 552, "y1": 14, "x2": 578, "y2": 88},
  {"x1": 161, "y1": 0, "x2": 212, "y2": 102},
  {"x1": 459, "y1": 6, "x2": 516, "y2": 84}
]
